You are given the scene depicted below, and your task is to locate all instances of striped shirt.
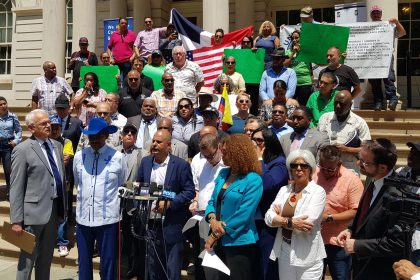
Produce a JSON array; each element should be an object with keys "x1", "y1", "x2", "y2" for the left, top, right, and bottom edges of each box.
[{"x1": 151, "y1": 88, "x2": 186, "y2": 118}]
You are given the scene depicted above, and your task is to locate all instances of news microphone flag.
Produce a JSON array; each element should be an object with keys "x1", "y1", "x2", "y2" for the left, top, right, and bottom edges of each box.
[{"x1": 218, "y1": 85, "x2": 233, "y2": 131}]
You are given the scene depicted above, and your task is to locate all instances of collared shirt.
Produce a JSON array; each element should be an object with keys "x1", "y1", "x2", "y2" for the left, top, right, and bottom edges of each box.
[
  {"x1": 31, "y1": 76, "x2": 73, "y2": 115},
  {"x1": 108, "y1": 112, "x2": 127, "y2": 148},
  {"x1": 150, "y1": 155, "x2": 170, "y2": 219},
  {"x1": 412, "y1": 273, "x2": 420, "y2": 280},
  {"x1": 313, "y1": 165, "x2": 363, "y2": 244},
  {"x1": 259, "y1": 67, "x2": 297, "y2": 100},
  {"x1": 318, "y1": 111, "x2": 371, "y2": 173},
  {"x1": 74, "y1": 88, "x2": 107, "y2": 126},
  {"x1": 269, "y1": 123, "x2": 294, "y2": 139},
  {"x1": 135, "y1": 117, "x2": 157, "y2": 149},
  {"x1": 73, "y1": 145, "x2": 128, "y2": 227},
  {"x1": 151, "y1": 88, "x2": 186, "y2": 118},
  {"x1": 172, "y1": 115, "x2": 204, "y2": 144},
  {"x1": 191, "y1": 153, "x2": 225, "y2": 211},
  {"x1": 306, "y1": 90, "x2": 339, "y2": 127},
  {"x1": 265, "y1": 181, "x2": 326, "y2": 266},
  {"x1": 35, "y1": 137, "x2": 60, "y2": 197},
  {"x1": 134, "y1": 27, "x2": 167, "y2": 59},
  {"x1": 0, "y1": 112, "x2": 22, "y2": 144},
  {"x1": 165, "y1": 60, "x2": 204, "y2": 104},
  {"x1": 107, "y1": 30, "x2": 137, "y2": 63},
  {"x1": 371, "y1": 170, "x2": 394, "y2": 206}
]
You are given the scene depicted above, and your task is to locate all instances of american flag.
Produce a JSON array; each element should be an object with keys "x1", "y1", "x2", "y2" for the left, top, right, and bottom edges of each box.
[{"x1": 170, "y1": 8, "x2": 253, "y2": 88}]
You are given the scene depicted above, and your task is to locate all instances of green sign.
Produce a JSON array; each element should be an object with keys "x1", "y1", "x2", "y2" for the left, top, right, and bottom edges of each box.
[
  {"x1": 80, "y1": 65, "x2": 119, "y2": 93},
  {"x1": 143, "y1": 64, "x2": 165, "y2": 90},
  {"x1": 296, "y1": 23, "x2": 350, "y2": 65},
  {"x1": 223, "y1": 49, "x2": 265, "y2": 84}
]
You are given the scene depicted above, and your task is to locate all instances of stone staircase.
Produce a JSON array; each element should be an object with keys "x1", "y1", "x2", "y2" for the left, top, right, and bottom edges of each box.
[{"x1": 0, "y1": 107, "x2": 419, "y2": 277}]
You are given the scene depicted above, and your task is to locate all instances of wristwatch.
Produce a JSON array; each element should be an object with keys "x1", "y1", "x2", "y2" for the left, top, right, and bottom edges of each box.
[{"x1": 326, "y1": 213, "x2": 333, "y2": 223}]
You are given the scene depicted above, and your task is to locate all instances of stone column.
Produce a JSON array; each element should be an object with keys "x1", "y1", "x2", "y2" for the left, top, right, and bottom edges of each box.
[
  {"x1": 235, "y1": 0, "x2": 254, "y2": 29},
  {"x1": 42, "y1": 0, "x2": 66, "y2": 76},
  {"x1": 133, "y1": 0, "x2": 151, "y2": 33},
  {"x1": 72, "y1": 0, "x2": 96, "y2": 53},
  {"x1": 203, "y1": 0, "x2": 229, "y2": 33},
  {"x1": 110, "y1": 0, "x2": 127, "y2": 19}
]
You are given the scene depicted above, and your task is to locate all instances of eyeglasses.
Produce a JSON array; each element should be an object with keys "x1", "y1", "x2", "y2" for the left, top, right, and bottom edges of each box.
[
  {"x1": 359, "y1": 158, "x2": 376, "y2": 167},
  {"x1": 238, "y1": 99, "x2": 249, "y2": 104},
  {"x1": 317, "y1": 163, "x2": 338, "y2": 173},
  {"x1": 292, "y1": 115, "x2": 305, "y2": 121},
  {"x1": 97, "y1": 111, "x2": 110, "y2": 116},
  {"x1": 215, "y1": 35, "x2": 224, "y2": 39},
  {"x1": 178, "y1": 104, "x2": 191, "y2": 109},
  {"x1": 123, "y1": 129, "x2": 136, "y2": 135},
  {"x1": 272, "y1": 110, "x2": 285, "y2": 115},
  {"x1": 251, "y1": 137, "x2": 265, "y2": 145},
  {"x1": 164, "y1": 78, "x2": 174, "y2": 82},
  {"x1": 290, "y1": 163, "x2": 310, "y2": 170},
  {"x1": 128, "y1": 77, "x2": 139, "y2": 82},
  {"x1": 225, "y1": 61, "x2": 235, "y2": 65}
]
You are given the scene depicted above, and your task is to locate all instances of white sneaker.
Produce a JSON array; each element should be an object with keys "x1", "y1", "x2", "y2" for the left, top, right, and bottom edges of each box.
[{"x1": 58, "y1": 246, "x2": 69, "y2": 257}]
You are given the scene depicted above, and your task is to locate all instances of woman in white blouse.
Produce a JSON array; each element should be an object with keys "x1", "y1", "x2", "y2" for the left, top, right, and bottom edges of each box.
[{"x1": 265, "y1": 149, "x2": 326, "y2": 279}]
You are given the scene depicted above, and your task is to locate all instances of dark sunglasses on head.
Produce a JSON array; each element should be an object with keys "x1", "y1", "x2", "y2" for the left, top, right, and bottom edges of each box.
[
  {"x1": 251, "y1": 137, "x2": 265, "y2": 145},
  {"x1": 272, "y1": 110, "x2": 285, "y2": 115},
  {"x1": 129, "y1": 77, "x2": 139, "y2": 81},
  {"x1": 225, "y1": 61, "x2": 235, "y2": 65},
  {"x1": 290, "y1": 163, "x2": 310, "y2": 170},
  {"x1": 178, "y1": 104, "x2": 191, "y2": 109},
  {"x1": 238, "y1": 99, "x2": 249, "y2": 104},
  {"x1": 164, "y1": 78, "x2": 174, "y2": 82}
]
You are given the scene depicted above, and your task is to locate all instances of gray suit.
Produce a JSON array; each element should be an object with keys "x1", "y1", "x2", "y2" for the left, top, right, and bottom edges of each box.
[
  {"x1": 10, "y1": 136, "x2": 66, "y2": 280},
  {"x1": 280, "y1": 128, "x2": 329, "y2": 158},
  {"x1": 171, "y1": 138, "x2": 188, "y2": 161},
  {"x1": 116, "y1": 145, "x2": 145, "y2": 182}
]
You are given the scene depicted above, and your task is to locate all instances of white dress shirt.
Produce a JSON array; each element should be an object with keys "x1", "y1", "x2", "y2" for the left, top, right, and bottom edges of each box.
[
  {"x1": 149, "y1": 155, "x2": 170, "y2": 219},
  {"x1": 370, "y1": 170, "x2": 394, "y2": 207},
  {"x1": 265, "y1": 181, "x2": 326, "y2": 267},
  {"x1": 135, "y1": 117, "x2": 157, "y2": 149},
  {"x1": 35, "y1": 137, "x2": 60, "y2": 197},
  {"x1": 73, "y1": 145, "x2": 128, "y2": 227}
]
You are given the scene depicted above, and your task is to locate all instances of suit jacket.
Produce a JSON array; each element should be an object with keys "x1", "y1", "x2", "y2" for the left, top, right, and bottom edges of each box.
[
  {"x1": 10, "y1": 136, "x2": 67, "y2": 225},
  {"x1": 116, "y1": 145, "x2": 145, "y2": 182},
  {"x1": 350, "y1": 174, "x2": 404, "y2": 280},
  {"x1": 62, "y1": 115, "x2": 82, "y2": 154},
  {"x1": 171, "y1": 138, "x2": 188, "y2": 161},
  {"x1": 280, "y1": 127, "x2": 329, "y2": 157},
  {"x1": 137, "y1": 154, "x2": 195, "y2": 244}
]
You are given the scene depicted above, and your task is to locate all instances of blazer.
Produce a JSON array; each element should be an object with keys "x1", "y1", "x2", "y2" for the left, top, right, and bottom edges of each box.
[
  {"x1": 116, "y1": 145, "x2": 145, "y2": 182},
  {"x1": 171, "y1": 138, "x2": 188, "y2": 161},
  {"x1": 205, "y1": 168, "x2": 263, "y2": 247},
  {"x1": 280, "y1": 127, "x2": 329, "y2": 158},
  {"x1": 10, "y1": 136, "x2": 66, "y2": 225},
  {"x1": 350, "y1": 174, "x2": 404, "y2": 280},
  {"x1": 62, "y1": 115, "x2": 82, "y2": 154},
  {"x1": 137, "y1": 154, "x2": 195, "y2": 244}
]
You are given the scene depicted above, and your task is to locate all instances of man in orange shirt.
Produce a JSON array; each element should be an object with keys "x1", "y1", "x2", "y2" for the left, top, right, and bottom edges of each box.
[{"x1": 313, "y1": 145, "x2": 363, "y2": 280}]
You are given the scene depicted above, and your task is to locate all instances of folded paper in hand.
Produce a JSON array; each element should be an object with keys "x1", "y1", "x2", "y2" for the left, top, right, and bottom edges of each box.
[{"x1": 1, "y1": 221, "x2": 36, "y2": 254}]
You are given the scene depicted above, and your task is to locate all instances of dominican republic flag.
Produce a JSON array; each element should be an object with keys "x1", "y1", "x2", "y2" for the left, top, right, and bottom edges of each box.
[
  {"x1": 170, "y1": 8, "x2": 253, "y2": 88},
  {"x1": 218, "y1": 85, "x2": 233, "y2": 131}
]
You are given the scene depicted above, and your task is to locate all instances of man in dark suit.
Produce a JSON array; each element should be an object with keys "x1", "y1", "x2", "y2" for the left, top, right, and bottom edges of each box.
[
  {"x1": 335, "y1": 139, "x2": 404, "y2": 280},
  {"x1": 55, "y1": 94, "x2": 82, "y2": 220},
  {"x1": 137, "y1": 129, "x2": 195, "y2": 280},
  {"x1": 9, "y1": 109, "x2": 66, "y2": 280},
  {"x1": 280, "y1": 106, "x2": 329, "y2": 157}
]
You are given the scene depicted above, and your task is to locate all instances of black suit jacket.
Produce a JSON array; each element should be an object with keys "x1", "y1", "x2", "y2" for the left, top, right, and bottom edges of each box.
[
  {"x1": 350, "y1": 174, "x2": 404, "y2": 280},
  {"x1": 62, "y1": 115, "x2": 82, "y2": 154}
]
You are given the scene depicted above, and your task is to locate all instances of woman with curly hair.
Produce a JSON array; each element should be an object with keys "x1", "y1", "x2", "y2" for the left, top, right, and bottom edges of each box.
[
  {"x1": 204, "y1": 134, "x2": 263, "y2": 280},
  {"x1": 214, "y1": 73, "x2": 235, "y2": 95}
]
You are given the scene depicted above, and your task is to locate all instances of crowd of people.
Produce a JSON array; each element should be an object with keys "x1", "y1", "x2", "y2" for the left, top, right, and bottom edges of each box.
[{"x1": 2, "y1": 4, "x2": 420, "y2": 280}]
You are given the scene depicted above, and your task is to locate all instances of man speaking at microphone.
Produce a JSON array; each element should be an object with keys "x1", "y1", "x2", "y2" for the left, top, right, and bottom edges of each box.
[{"x1": 137, "y1": 129, "x2": 195, "y2": 280}]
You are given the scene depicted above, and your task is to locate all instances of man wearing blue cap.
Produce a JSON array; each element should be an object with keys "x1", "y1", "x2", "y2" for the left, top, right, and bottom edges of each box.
[{"x1": 73, "y1": 117, "x2": 128, "y2": 280}]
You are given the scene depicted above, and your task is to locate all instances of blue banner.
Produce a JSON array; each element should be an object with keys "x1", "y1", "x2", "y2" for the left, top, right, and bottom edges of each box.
[{"x1": 103, "y1": 17, "x2": 134, "y2": 52}]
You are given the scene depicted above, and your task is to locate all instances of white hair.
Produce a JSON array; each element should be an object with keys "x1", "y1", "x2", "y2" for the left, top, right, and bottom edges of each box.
[
  {"x1": 172, "y1": 45, "x2": 186, "y2": 57},
  {"x1": 286, "y1": 149, "x2": 317, "y2": 175},
  {"x1": 25, "y1": 109, "x2": 48, "y2": 126}
]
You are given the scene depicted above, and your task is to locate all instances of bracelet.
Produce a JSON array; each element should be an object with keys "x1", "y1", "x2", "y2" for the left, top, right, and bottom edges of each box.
[
  {"x1": 211, "y1": 232, "x2": 219, "y2": 240},
  {"x1": 287, "y1": 217, "x2": 293, "y2": 229}
]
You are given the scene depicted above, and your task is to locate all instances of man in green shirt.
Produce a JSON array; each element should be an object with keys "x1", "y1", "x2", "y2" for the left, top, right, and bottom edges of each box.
[{"x1": 306, "y1": 72, "x2": 338, "y2": 127}]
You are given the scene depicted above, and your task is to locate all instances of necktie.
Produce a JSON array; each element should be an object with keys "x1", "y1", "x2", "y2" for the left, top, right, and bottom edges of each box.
[
  {"x1": 290, "y1": 133, "x2": 302, "y2": 151},
  {"x1": 43, "y1": 142, "x2": 63, "y2": 198},
  {"x1": 143, "y1": 120, "x2": 150, "y2": 148},
  {"x1": 356, "y1": 181, "x2": 375, "y2": 230}
]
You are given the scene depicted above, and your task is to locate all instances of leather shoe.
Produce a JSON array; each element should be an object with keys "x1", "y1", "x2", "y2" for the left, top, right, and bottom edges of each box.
[
  {"x1": 388, "y1": 99, "x2": 398, "y2": 111},
  {"x1": 374, "y1": 102, "x2": 382, "y2": 111}
]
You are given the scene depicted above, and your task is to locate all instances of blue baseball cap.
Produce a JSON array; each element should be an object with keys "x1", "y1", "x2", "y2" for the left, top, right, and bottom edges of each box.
[
  {"x1": 81, "y1": 118, "x2": 118, "y2": 135},
  {"x1": 49, "y1": 115, "x2": 62, "y2": 126}
]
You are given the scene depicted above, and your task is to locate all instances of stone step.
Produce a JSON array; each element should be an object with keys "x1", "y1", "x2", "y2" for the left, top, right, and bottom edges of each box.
[
  {"x1": 366, "y1": 120, "x2": 420, "y2": 131},
  {"x1": 354, "y1": 109, "x2": 420, "y2": 121}
]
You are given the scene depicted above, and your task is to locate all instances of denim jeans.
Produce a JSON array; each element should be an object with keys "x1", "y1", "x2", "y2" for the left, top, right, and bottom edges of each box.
[
  {"x1": 0, "y1": 143, "x2": 12, "y2": 189},
  {"x1": 412, "y1": 249, "x2": 420, "y2": 266},
  {"x1": 57, "y1": 218, "x2": 69, "y2": 246},
  {"x1": 117, "y1": 61, "x2": 132, "y2": 85},
  {"x1": 323, "y1": 244, "x2": 351, "y2": 280}
]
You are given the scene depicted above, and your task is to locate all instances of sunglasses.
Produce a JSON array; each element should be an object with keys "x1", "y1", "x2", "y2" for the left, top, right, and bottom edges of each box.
[
  {"x1": 317, "y1": 164, "x2": 338, "y2": 173},
  {"x1": 123, "y1": 129, "x2": 136, "y2": 135},
  {"x1": 221, "y1": 83, "x2": 229, "y2": 86},
  {"x1": 145, "y1": 20, "x2": 152, "y2": 23},
  {"x1": 178, "y1": 104, "x2": 191, "y2": 109},
  {"x1": 164, "y1": 78, "x2": 174, "y2": 82},
  {"x1": 242, "y1": 41, "x2": 251, "y2": 44},
  {"x1": 225, "y1": 61, "x2": 235, "y2": 65},
  {"x1": 238, "y1": 99, "x2": 249, "y2": 104},
  {"x1": 251, "y1": 137, "x2": 264, "y2": 145},
  {"x1": 290, "y1": 163, "x2": 310, "y2": 170},
  {"x1": 272, "y1": 110, "x2": 285, "y2": 115},
  {"x1": 97, "y1": 111, "x2": 110, "y2": 116},
  {"x1": 128, "y1": 77, "x2": 139, "y2": 82},
  {"x1": 215, "y1": 35, "x2": 224, "y2": 39}
]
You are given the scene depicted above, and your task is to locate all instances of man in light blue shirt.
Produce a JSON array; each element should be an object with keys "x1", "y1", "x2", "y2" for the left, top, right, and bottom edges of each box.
[
  {"x1": 259, "y1": 48, "x2": 297, "y2": 102},
  {"x1": 73, "y1": 117, "x2": 128, "y2": 280},
  {"x1": 269, "y1": 103, "x2": 293, "y2": 138}
]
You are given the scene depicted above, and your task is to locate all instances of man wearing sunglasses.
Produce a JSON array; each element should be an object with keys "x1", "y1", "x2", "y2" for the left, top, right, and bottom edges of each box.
[
  {"x1": 134, "y1": 17, "x2": 167, "y2": 61},
  {"x1": 151, "y1": 72, "x2": 186, "y2": 118},
  {"x1": 269, "y1": 103, "x2": 293, "y2": 138},
  {"x1": 118, "y1": 70, "x2": 152, "y2": 118},
  {"x1": 312, "y1": 145, "x2": 363, "y2": 280}
]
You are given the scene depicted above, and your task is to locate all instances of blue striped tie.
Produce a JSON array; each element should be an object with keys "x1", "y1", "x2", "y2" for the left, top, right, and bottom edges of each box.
[{"x1": 43, "y1": 142, "x2": 63, "y2": 198}]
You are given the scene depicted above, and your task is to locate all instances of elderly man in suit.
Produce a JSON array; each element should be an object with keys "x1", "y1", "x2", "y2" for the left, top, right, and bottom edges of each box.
[
  {"x1": 10, "y1": 109, "x2": 67, "y2": 280},
  {"x1": 335, "y1": 139, "x2": 404, "y2": 280},
  {"x1": 280, "y1": 106, "x2": 329, "y2": 158},
  {"x1": 137, "y1": 129, "x2": 195, "y2": 280}
]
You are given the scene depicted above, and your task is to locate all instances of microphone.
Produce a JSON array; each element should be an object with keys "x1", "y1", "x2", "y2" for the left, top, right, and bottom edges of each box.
[
  {"x1": 118, "y1": 186, "x2": 134, "y2": 198},
  {"x1": 162, "y1": 186, "x2": 176, "y2": 222}
]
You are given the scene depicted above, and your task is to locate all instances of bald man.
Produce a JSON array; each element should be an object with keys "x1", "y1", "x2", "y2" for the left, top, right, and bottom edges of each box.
[
  {"x1": 318, "y1": 90, "x2": 371, "y2": 174},
  {"x1": 137, "y1": 129, "x2": 195, "y2": 280},
  {"x1": 157, "y1": 118, "x2": 188, "y2": 161},
  {"x1": 188, "y1": 121, "x2": 228, "y2": 160}
]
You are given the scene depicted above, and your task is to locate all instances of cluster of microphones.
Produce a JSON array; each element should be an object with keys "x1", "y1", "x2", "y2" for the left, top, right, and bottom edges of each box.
[{"x1": 118, "y1": 182, "x2": 176, "y2": 201}]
